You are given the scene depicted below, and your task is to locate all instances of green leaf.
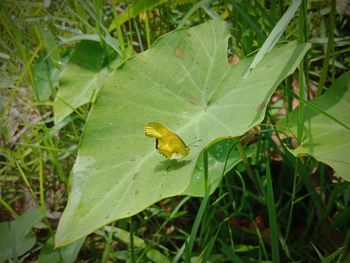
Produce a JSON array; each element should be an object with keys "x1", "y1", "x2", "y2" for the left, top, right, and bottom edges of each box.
[
  {"x1": 55, "y1": 19, "x2": 310, "y2": 246},
  {"x1": 37, "y1": 236, "x2": 85, "y2": 263},
  {"x1": 53, "y1": 40, "x2": 118, "y2": 124},
  {"x1": 33, "y1": 52, "x2": 60, "y2": 101},
  {"x1": 41, "y1": 26, "x2": 61, "y2": 68},
  {"x1": 184, "y1": 138, "x2": 255, "y2": 196},
  {"x1": 0, "y1": 207, "x2": 46, "y2": 261},
  {"x1": 279, "y1": 72, "x2": 350, "y2": 181}
]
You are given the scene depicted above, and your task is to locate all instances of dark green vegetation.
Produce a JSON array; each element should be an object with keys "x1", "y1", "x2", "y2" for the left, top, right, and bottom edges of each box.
[{"x1": 1, "y1": 0, "x2": 350, "y2": 262}]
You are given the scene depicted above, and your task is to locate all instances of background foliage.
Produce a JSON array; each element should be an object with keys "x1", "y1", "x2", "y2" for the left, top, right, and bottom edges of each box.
[{"x1": 0, "y1": 0, "x2": 349, "y2": 262}]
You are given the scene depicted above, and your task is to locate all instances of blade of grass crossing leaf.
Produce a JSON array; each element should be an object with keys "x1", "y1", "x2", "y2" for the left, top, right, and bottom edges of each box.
[
  {"x1": 297, "y1": 0, "x2": 308, "y2": 141},
  {"x1": 317, "y1": 0, "x2": 336, "y2": 97},
  {"x1": 297, "y1": 71, "x2": 306, "y2": 141},
  {"x1": 286, "y1": 77, "x2": 293, "y2": 112},
  {"x1": 243, "y1": 0, "x2": 302, "y2": 78},
  {"x1": 185, "y1": 151, "x2": 210, "y2": 261},
  {"x1": 283, "y1": 87, "x2": 350, "y2": 131},
  {"x1": 265, "y1": 160, "x2": 280, "y2": 263}
]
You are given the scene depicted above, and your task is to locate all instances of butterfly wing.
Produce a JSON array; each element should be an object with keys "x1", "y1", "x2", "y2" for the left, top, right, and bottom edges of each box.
[
  {"x1": 145, "y1": 123, "x2": 170, "y2": 139},
  {"x1": 145, "y1": 122, "x2": 189, "y2": 159}
]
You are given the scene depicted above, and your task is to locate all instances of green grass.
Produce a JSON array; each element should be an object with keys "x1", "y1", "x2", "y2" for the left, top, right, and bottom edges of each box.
[{"x1": 1, "y1": 0, "x2": 350, "y2": 262}]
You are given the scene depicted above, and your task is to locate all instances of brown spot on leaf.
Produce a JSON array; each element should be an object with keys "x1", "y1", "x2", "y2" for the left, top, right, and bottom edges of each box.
[
  {"x1": 132, "y1": 172, "x2": 140, "y2": 180},
  {"x1": 188, "y1": 96, "x2": 198, "y2": 105},
  {"x1": 134, "y1": 190, "x2": 139, "y2": 196},
  {"x1": 174, "y1": 47, "x2": 184, "y2": 59},
  {"x1": 228, "y1": 54, "x2": 240, "y2": 66}
]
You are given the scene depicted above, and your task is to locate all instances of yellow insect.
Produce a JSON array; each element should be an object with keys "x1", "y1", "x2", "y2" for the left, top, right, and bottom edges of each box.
[{"x1": 145, "y1": 122, "x2": 189, "y2": 159}]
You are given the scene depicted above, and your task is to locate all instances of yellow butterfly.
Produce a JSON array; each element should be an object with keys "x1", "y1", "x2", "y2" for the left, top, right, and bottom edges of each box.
[{"x1": 145, "y1": 122, "x2": 189, "y2": 159}]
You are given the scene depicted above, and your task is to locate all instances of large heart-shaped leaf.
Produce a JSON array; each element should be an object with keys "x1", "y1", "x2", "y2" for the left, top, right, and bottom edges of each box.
[
  {"x1": 55, "y1": 19, "x2": 310, "y2": 246},
  {"x1": 278, "y1": 72, "x2": 350, "y2": 181}
]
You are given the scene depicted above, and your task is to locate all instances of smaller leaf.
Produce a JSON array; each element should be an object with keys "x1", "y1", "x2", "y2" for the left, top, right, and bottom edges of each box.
[
  {"x1": 41, "y1": 26, "x2": 61, "y2": 68},
  {"x1": 278, "y1": 72, "x2": 350, "y2": 181},
  {"x1": 33, "y1": 52, "x2": 60, "y2": 101},
  {"x1": 0, "y1": 207, "x2": 46, "y2": 261},
  {"x1": 37, "y1": 236, "x2": 85, "y2": 263},
  {"x1": 53, "y1": 40, "x2": 118, "y2": 124}
]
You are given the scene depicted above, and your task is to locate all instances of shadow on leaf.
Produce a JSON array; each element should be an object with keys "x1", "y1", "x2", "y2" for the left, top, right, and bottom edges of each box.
[{"x1": 154, "y1": 159, "x2": 192, "y2": 172}]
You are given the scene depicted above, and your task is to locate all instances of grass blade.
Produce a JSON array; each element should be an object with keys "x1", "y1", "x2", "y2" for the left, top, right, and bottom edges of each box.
[
  {"x1": 243, "y1": 0, "x2": 302, "y2": 78},
  {"x1": 265, "y1": 159, "x2": 280, "y2": 263}
]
